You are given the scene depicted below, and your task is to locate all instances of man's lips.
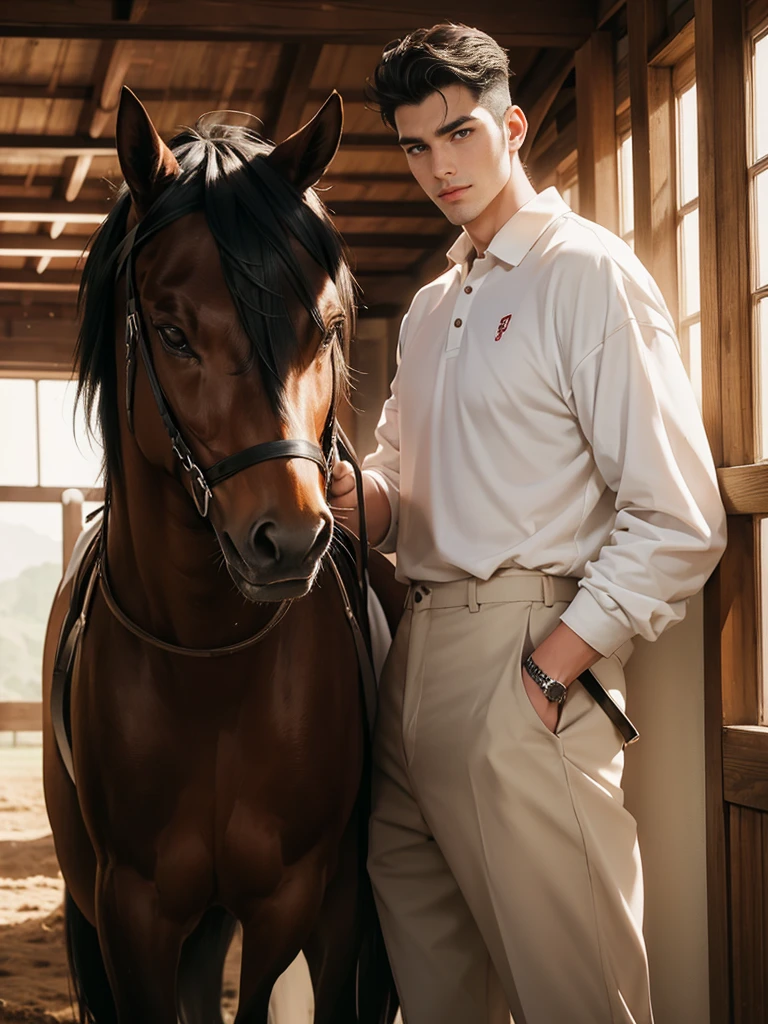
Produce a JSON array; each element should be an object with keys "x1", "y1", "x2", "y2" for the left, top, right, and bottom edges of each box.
[{"x1": 438, "y1": 185, "x2": 471, "y2": 202}]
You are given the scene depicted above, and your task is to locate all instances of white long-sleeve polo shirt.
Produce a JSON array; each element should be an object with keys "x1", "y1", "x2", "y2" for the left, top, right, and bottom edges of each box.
[{"x1": 361, "y1": 186, "x2": 727, "y2": 659}]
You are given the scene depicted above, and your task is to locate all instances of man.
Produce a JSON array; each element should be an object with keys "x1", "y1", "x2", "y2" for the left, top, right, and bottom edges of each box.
[{"x1": 331, "y1": 23, "x2": 726, "y2": 1024}]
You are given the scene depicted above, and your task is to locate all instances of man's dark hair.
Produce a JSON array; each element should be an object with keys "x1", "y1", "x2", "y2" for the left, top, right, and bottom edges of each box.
[{"x1": 366, "y1": 23, "x2": 512, "y2": 132}]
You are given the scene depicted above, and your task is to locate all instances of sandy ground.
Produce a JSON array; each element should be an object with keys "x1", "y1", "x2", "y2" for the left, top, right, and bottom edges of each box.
[{"x1": 0, "y1": 746, "x2": 246, "y2": 1023}]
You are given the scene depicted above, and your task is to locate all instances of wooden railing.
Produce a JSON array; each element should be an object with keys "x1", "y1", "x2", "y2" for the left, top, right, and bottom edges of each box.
[{"x1": 1, "y1": 487, "x2": 93, "y2": 735}]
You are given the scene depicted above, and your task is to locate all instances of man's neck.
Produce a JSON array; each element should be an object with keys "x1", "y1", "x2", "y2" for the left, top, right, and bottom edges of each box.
[{"x1": 463, "y1": 160, "x2": 538, "y2": 256}]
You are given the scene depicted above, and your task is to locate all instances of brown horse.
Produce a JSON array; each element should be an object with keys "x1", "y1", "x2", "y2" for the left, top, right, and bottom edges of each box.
[{"x1": 41, "y1": 87, "x2": 403, "y2": 1023}]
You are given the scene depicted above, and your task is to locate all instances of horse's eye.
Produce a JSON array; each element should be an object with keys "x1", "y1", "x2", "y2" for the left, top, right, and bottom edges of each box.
[
  {"x1": 321, "y1": 321, "x2": 343, "y2": 353},
  {"x1": 156, "y1": 324, "x2": 190, "y2": 354}
]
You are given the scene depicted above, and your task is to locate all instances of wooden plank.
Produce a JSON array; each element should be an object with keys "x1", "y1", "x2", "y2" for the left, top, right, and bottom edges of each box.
[
  {"x1": 0, "y1": 197, "x2": 109, "y2": 222},
  {"x1": 325, "y1": 201, "x2": 439, "y2": 218},
  {"x1": 627, "y1": 0, "x2": 668, "y2": 269},
  {"x1": 529, "y1": 117, "x2": 578, "y2": 185},
  {"x1": 517, "y1": 49, "x2": 575, "y2": 163},
  {"x1": 0, "y1": 339, "x2": 77, "y2": 373},
  {"x1": 0, "y1": 135, "x2": 117, "y2": 158},
  {"x1": 271, "y1": 43, "x2": 323, "y2": 144},
  {"x1": 702, "y1": 564, "x2": 731, "y2": 1024},
  {"x1": 696, "y1": 0, "x2": 752, "y2": 469},
  {"x1": 647, "y1": 65, "x2": 678, "y2": 319},
  {"x1": 718, "y1": 463, "x2": 768, "y2": 514},
  {"x1": 0, "y1": 2, "x2": 597, "y2": 47},
  {"x1": 724, "y1": 727, "x2": 768, "y2": 812},
  {"x1": 0, "y1": 270, "x2": 80, "y2": 291},
  {"x1": 0, "y1": 702, "x2": 41, "y2": 731},
  {"x1": 649, "y1": 14, "x2": 695, "y2": 66},
  {"x1": 345, "y1": 234, "x2": 433, "y2": 250},
  {"x1": 575, "y1": 32, "x2": 619, "y2": 232},
  {"x1": 729, "y1": 804, "x2": 768, "y2": 1022},
  {"x1": 0, "y1": 234, "x2": 90, "y2": 257}
]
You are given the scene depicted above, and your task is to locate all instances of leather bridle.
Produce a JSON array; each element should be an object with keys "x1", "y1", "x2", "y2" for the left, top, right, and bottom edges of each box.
[{"x1": 116, "y1": 195, "x2": 339, "y2": 519}]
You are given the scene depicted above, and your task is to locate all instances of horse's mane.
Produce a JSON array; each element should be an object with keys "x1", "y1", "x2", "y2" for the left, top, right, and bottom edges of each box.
[{"x1": 76, "y1": 120, "x2": 355, "y2": 475}]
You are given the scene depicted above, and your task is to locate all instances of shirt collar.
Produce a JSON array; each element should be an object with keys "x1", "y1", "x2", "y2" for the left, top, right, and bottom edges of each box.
[{"x1": 446, "y1": 186, "x2": 571, "y2": 269}]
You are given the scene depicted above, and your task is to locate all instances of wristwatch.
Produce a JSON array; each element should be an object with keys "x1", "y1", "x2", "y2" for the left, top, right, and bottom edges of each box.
[{"x1": 523, "y1": 654, "x2": 568, "y2": 705}]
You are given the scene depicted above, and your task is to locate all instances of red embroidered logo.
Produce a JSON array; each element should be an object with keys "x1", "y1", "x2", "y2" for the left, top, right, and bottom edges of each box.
[{"x1": 494, "y1": 314, "x2": 512, "y2": 342}]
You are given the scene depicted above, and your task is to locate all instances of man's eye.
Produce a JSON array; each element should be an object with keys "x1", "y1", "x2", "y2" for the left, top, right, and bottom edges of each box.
[
  {"x1": 156, "y1": 324, "x2": 190, "y2": 353},
  {"x1": 453, "y1": 128, "x2": 472, "y2": 140},
  {"x1": 406, "y1": 144, "x2": 427, "y2": 156}
]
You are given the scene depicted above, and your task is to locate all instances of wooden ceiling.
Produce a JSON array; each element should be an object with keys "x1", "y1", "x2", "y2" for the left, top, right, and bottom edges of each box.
[{"x1": 0, "y1": 0, "x2": 603, "y2": 372}]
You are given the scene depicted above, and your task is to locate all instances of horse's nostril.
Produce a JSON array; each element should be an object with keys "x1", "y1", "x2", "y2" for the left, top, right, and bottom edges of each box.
[{"x1": 250, "y1": 520, "x2": 280, "y2": 564}]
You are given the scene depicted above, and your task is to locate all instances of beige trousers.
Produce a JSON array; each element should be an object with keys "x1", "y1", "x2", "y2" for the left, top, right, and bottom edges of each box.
[{"x1": 368, "y1": 568, "x2": 654, "y2": 1024}]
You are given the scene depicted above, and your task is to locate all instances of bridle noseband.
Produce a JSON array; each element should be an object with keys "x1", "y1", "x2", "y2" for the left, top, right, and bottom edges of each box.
[{"x1": 116, "y1": 196, "x2": 338, "y2": 519}]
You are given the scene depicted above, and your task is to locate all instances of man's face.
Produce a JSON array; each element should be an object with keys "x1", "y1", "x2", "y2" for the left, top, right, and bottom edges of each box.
[{"x1": 394, "y1": 83, "x2": 521, "y2": 226}]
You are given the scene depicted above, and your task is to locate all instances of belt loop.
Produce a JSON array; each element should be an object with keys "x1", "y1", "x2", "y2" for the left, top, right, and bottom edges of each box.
[
  {"x1": 542, "y1": 574, "x2": 555, "y2": 608},
  {"x1": 468, "y1": 577, "x2": 480, "y2": 613}
]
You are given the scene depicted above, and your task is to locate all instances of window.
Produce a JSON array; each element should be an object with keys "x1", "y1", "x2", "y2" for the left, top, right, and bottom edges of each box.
[
  {"x1": 751, "y1": 27, "x2": 768, "y2": 458},
  {"x1": 0, "y1": 378, "x2": 102, "y2": 489},
  {"x1": 0, "y1": 377, "x2": 102, "y2": 707},
  {"x1": 675, "y1": 77, "x2": 702, "y2": 409},
  {"x1": 617, "y1": 131, "x2": 634, "y2": 249},
  {"x1": 558, "y1": 155, "x2": 579, "y2": 214}
]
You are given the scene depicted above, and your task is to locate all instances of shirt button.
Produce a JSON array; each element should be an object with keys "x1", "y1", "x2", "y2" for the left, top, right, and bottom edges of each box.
[
  {"x1": 464, "y1": 286, "x2": 473, "y2": 294},
  {"x1": 454, "y1": 318, "x2": 463, "y2": 328},
  {"x1": 414, "y1": 592, "x2": 423, "y2": 603}
]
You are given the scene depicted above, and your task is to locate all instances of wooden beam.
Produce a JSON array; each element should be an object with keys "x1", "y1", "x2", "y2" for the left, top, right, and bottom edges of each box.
[
  {"x1": 0, "y1": 134, "x2": 117, "y2": 159},
  {"x1": 344, "y1": 234, "x2": 435, "y2": 250},
  {"x1": 325, "y1": 201, "x2": 438, "y2": 218},
  {"x1": 528, "y1": 118, "x2": 578, "y2": 185},
  {"x1": 517, "y1": 49, "x2": 575, "y2": 163},
  {"x1": 0, "y1": 132, "x2": 400, "y2": 156},
  {"x1": 696, "y1": 2, "x2": 753, "y2": 1019},
  {"x1": 0, "y1": 3, "x2": 597, "y2": 47},
  {"x1": 0, "y1": 487, "x2": 104, "y2": 503},
  {"x1": 0, "y1": 197, "x2": 109, "y2": 222},
  {"x1": 575, "y1": 32, "x2": 619, "y2": 232},
  {"x1": 0, "y1": 338, "x2": 77, "y2": 372},
  {"x1": 627, "y1": 0, "x2": 667, "y2": 269},
  {"x1": 271, "y1": 44, "x2": 323, "y2": 143},
  {"x1": 0, "y1": 234, "x2": 90, "y2": 257},
  {"x1": 723, "y1": 727, "x2": 768, "y2": 813},
  {"x1": 0, "y1": 270, "x2": 80, "y2": 291}
]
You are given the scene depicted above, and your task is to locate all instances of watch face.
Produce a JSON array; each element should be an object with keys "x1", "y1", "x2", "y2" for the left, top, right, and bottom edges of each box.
[{"x1": 547, "y1": 681, "x2": 567, "y2": 703}]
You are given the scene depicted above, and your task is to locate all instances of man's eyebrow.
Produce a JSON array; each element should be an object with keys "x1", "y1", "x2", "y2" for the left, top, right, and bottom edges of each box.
[{"x1": 397, "y1": 115, "x2": 478, "y2": 147}]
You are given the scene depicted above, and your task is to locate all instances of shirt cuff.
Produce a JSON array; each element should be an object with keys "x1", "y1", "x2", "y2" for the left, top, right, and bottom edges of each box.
[
  {"x1": 559, "y1": 584, "x2": 636, "y2": 660},
  {"x1": 363, "y1": 469, "x2": 399, "y2": 554}
]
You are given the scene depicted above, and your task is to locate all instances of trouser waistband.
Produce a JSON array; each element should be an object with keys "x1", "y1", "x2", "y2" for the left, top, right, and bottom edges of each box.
[{"x1": 405, "y1": 568, "x2": 580, "y2": 612}]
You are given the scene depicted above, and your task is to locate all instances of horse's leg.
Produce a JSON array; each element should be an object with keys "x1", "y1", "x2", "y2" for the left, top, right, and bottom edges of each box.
[
  {"x1": 95, "y1": 864, "x2": 186, "y2": 1023},
  {"x1": 178, "y1": 905, "x2": 238, "y2": 1024},
  {"x1": 303, "y1": 811, "x2": 361, "y2": 1024},
  {"x1": 235, "y1": 889, "x2": 320, "y2": 1024}
]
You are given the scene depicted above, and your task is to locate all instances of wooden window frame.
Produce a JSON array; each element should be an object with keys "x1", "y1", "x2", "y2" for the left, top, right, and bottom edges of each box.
[{"x1": 0, "y1": 371, "x2": 104, "y2": 504}]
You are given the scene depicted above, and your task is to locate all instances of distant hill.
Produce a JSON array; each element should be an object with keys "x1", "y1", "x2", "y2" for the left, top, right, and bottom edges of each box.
[
  {"x1": 0, "y1": 561, "x2": 61, "y2": 702},
  {"x1": 0, "y1": 521, "x2": 60, "y2": 583}
]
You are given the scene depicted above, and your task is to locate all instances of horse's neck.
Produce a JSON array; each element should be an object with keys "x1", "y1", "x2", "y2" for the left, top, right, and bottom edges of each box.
[{"x1": 105, "y1": 456, "x2": 274, "y2": 650}]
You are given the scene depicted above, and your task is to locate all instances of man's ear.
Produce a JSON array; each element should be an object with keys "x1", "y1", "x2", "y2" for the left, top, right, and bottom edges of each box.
[
  {"x1": 116, "y1": 86, "x2": 181, "y2": 218},
  {"x1": 266, "y1": 91, "x2": 343, "y2": 193}
]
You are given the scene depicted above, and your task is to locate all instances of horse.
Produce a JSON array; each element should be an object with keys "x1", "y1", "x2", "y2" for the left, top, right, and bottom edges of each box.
[{"x1": 41, "y1": 86, "x2": 403, "y2": 1024}]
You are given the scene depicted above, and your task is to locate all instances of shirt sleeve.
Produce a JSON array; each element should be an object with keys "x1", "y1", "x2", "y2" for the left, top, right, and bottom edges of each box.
[
  {"x1": 558, "y1": 312, "x2": 728, "y2": 659},
  {"x1": 360, "y1": 313, "x2": 408, "y2": 554}
]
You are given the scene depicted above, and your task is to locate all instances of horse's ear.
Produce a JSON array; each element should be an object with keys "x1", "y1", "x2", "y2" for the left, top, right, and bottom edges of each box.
[
  {"x1": 266, "y1": 91, "x2": 343, "y2": 193},
  {"x1": 116, "y1": 86, "x2": 180, "y2": 218}
]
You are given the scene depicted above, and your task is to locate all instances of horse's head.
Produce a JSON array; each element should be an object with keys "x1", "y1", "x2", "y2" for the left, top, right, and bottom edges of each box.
[{"x1": 80, "y1": 88, "x2": 354, "y2": 603}]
